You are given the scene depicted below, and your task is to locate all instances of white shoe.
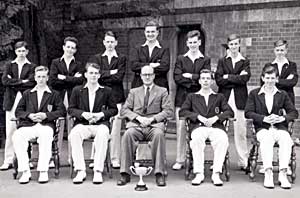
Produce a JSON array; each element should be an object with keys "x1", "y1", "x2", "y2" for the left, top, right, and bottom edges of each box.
[
  {"x1": 0, "y1": 163, "x2": 12, "y2": 171},
  {"x1": 38, "y1": 171, "x2": 49, "y2": 183},
  {"x1": 258, "y1": 166, "x2": 265, "y2": 174},
  {"x1": 29, "y1": 162, "x2": 34, "y2": 169},
  {"x1": 172, "y1": 163, "x2": 184, "y2": 170},
  {"x1": 49, "y1": 160, "x2": 55, "y2": 169},
  {"x1": 112, "y1": 161, "x2": 120, "y2": 169},
  {"x1": 19, "y1": 171, "x2": 31, "y2": 184},
  {"x1": 211, "y1": 173, "x2": 223, "y2": 186},
  {"x1": 264, "y1": 170, "x2": 274, "y2": 189},
  {"x1": 278, "y1": 170, "x2": 291, "y2": 189},
  {"x1": 192, "y1": 173, "x2": 204, "y2": 185},
  {"x1": 73, "y1": 170, "x2": 86, "y2": 184},
  {"x1": 89, "y1": 163, "x2": 94, "y2": 169},
  {"x1": 93, "y1": 171, "x2": 103, "y2": 184}
]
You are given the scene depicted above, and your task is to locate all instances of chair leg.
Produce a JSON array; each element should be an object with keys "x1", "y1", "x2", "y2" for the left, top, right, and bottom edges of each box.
[
  {"x1": 13, "y1": 155, "x2": 18, "y2": 179},
  {"x1": 249, "y1": 144, "x2": 258, "y2": 182},
  {"x1": 106, "y1": 142, "x2": 112, "y2": 179},
  {"x1": 290, "y1": 145, "x2": 296, "y2": 183},
  {"x1": 185, "y1": 145, "x2": 192, "y2": 180},
  {"x1": 224, "y1": 151, "x2": 230, "y2": 181},
  {"x1": 70, "y1": 157, "x2": 75, "y2": 178},
  {"x1": 52, "y1": 140, "x2": 60, "y2": 178}
]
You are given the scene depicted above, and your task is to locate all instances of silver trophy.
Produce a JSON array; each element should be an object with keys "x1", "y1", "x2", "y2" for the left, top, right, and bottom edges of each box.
[{"x1": 130, "y1": 163, "x2": 153, "y2": 191}]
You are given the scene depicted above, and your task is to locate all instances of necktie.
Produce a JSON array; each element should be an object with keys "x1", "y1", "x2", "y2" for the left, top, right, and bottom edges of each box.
[{"x1": 143, "y1": 87, "x2": 150, "y2": 114}]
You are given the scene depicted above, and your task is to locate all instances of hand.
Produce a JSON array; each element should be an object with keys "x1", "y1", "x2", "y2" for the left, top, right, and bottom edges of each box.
[
  {"x1": 35, "y1": 112, "x2": 47, "y2": 121},
  {"x1": 287, "y1": 74, "x2": 294, "y2": 80},
  {"x1": 81, "y1": 112, "x2": 93, "y2": 122},
  {"x1": 182, "y1": 73, "x2": 193, "y2": 79},
  {"x1": 205, "y1": 116, "x2": 219, "y2": 127},
  {"x1": 110, "y1": 69, "x2": 118, "y2": 75},
  {"x1": 149, "y1": 63, "x2": 160, "y2": 68},
  {"x1": 22, "y1": 79, "x2": 29, "y2": 83},
  {"x1": 92, "y1": 112, "x2": 105, "y2": 122},
  {"x1": 240, "y1": 70, "x2": 248, "y2": 75},
  {"x1": 272, "y1": 115, "x2": 285, "y2": 124},
  {"x1": 197, "y1": 115, "x2": 207, "y2": 124},
  {"x1": 223, "y1": 74, "x2": 229, "y2": 79},
  {"x1": 136, "y1": 116, "x2": 151, "y2": 127},
  {"x1": 74, "y1": 72, "x2": 82, "y2": 78},
  {"x1": 58, "y1": 74, "x2": 66, "y2": 80},
  {"x1": 7, "y1": 75, "x2": 11, "y2": 79},
  {"x1": 28, "y1": 113, "x2": 42, "y2": 123},
  {"x1": 263, "y1": 115, "x2": 275, "y2": 124}
]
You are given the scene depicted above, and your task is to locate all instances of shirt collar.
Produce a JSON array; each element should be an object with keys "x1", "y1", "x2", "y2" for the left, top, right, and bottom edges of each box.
[
  {"x1": 258, "y1": 85, "x2": 280, "y2": 95},
  {"x1": 30, "y1": 85, "x2": 52, "y2": 93},
  {"x1": 143, "y1": 84, "x2": 154, "y2": 91},
  {"x1": 142, "y1": 40, "x2": 162, "y2": 48},
  {"x1": 184, "y1": 50, "x2": 204, "y2": 60},
  {"x1": 102, "y1": 50, "x2": 118, "y2": 58},
  {"x1": 197, "y1": 89, "x2": 216, "y2": 96},
  {"x1": 60, "y1": 55, "x2": 75, "y2": 62},
  {"x1": 11, "y1": 58, "x2": 31, "y2": 64},
  {"x1": 226, "y1": 51, "x2": 245, "y2": 61},
  {"x1": 83, "y1": 83, "x2": 104, "y2": 90},
  {"x1": 272, "y1": 57, "x2": 289, "y2": 65}
]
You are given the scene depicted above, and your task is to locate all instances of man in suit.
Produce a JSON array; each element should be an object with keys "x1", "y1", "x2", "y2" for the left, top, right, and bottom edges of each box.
[
  {"x1": 12, "y1": 66, "x2": 66, "y2": 184},
  {"x1": 130, "y1": 20, "x2": 170, "y2": 89},
  {"x1": 179, "y1": 69, "x2": 234, "y2": 186},
  {"x1": 68, "y1": 63, "x2": 118, "y2": 184},
  {"x1": 49, "y1": 37, "x2": 84, "y2": 162},
  {"x1": 245, "y1": 65, "x2": 298, "y2": 189},
  {"x1": 1, "y1": 41, "x2": 36, "y2": 170},
  {"x1": 215, "y1": 34, "x2": 251, "y2": 170},
  {"x1": 117, "y1": 66, "x2": 173, "y2": 187}
]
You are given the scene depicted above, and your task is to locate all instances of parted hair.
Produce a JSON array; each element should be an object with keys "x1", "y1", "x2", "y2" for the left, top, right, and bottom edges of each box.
[
  {"x1": 14, "y1": 41, "x2": 28, "y2": 50},
  {"x1": 35, "y1": 65, "x2": 49, "y2": 74},
  {"x1": 63, "y1": 37, "x2": 78, "y2": 46},
  {"x1": 85, "y1": 62, "x2": 100, "y2": 72},
  {"x1": 186, "y1": 30, "x2": 201, "y2": 40}
]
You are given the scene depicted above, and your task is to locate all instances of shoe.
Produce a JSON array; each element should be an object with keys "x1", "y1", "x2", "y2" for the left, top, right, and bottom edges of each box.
[
  {"x1": 0, "y1": 163, "x2": 12, "y2": 171},
  {"x1": 73, "y1": 170, "x2": 86, "y2": 184},
  {"x1": 263, "y1": 169, "x2": 274, "y2": 189},
  {"x1": 112, "y1": 161, "x2": 120, "y2": 169},
  {"x1": 93, "y1": 171, "x2": 103, "y2": 184},
  {"x1": 172, "y1": 162, "x2": 184, "y2": 170},
  {"x1": 278, "y1": 170, "x2": 291, "y2": 189},
  {"x1": 258, "y1": 166, "x2": 265, "y2": 174},
  {"x1": 117, "y1": 173, "x2": 130, "y2": 186},
  {"x1": 38, "y1": 171, "x2": 49, "y2": 184},
  {"x1": 209, "y1": 165, "x2": 213, "y2": 171},
  {"x1": 29, "y1": 162, "x2": 34, "y2": 169},
  {"x1": 192, "y1": 173, "x2": 204, "y2": 185},
  {"x1": 49, "y1": 160, "x2": 55, "y2": 169},
  {"x1": 19, "y1": 171, "x2": 31, "y2": 184},
  {"x1": 155, "y1": 173, "x2": 166, "y2": 187},
  {"x1": 211, "y1": 173, "x2": 223, "y2": 186},
  {"x1": 89, "y1": 163, "x2": 94, "y2": 169}
]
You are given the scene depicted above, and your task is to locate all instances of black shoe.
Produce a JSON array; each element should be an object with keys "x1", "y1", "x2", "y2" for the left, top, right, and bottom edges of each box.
[
  {"x1": 155, "y1": 173, "x2": 166, "y2": 187},
  {"x1": 117, "y1": 173, "x2": 130, "y2": 186}
]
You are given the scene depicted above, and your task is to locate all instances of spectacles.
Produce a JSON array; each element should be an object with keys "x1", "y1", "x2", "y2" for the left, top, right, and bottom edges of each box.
[{"x1": 141, "y1": 73, "x2": 154, "y2": 77}]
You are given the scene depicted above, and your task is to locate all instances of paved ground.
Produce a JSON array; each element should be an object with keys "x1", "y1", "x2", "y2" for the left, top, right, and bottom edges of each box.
[{"x1": 0, "y1": 136, "x2": 300, "y2": 198}]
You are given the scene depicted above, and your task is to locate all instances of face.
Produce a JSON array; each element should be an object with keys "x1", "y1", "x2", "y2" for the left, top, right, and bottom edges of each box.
[
  {"x1": 228, "y1": 38, "x2": 240, "y2": 54},
  {"x1": 85, "y1": 66, "x2": 100, "y2": 84},
  {"x1": 103, "y1": 35, "x2": 118, "y2": 51},
  {"x1": 261, "y1": 73, "x2": 278, "y2": 88},
  {"x1": 274, "y1": 44, "x2": 288, "y2": 59},
  {"x1": 35, "y1": 71, "x2": 48, "y2": 86},
  {"x1": 186, "y1": 36, "x2": 201, "y2": 52},
  {"x1": 15, "y1": 46, "x2": 29, "y2": 59},
  {"x1": 199, "y1": 72, "x2": 212, "y2": 88},
  {"x1": 140, "y1": 67, "x2": 155, "y2": 86},
  {"x1": 144, "y1": 26, "x2": 159, "y2": 42},
  {"x1": 63, "y1": 41, "x2": 77, "y2": 56}
]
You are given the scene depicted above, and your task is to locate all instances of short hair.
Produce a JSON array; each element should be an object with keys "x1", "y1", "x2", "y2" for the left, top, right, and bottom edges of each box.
[
  {"x1": 199, "y1": 69, "x2": 214, "y2": 79},
  {"x1": 104, "y1": 31, "x2": 117, "y2": 40},
  {"x1": 14, "y1": 41, "x2": 28, "y2": 50},
  {"x1": 261, "y1": 65, "x2": 279, "y2": 77},
  {"x1": 274, "y1": 39, "x2": 288, "y2": 48},
  {"x1": 186, "y1": 30, "x2": 201, "y2": 40},
  {"x1": 227, "y1": 34, "x2": 240, "y2": 43},
  {"x1": 63, "y1": 37, "x2": 78, "y2": 46},
  {"x1": 144, "y1": 20, "x2": 159, "y2": 30},
  {"x1": 141, "y1": 65, "x2": 154, "y2": 74},
  {"x1": 35, "y1": 65, "x2": 49, "y2": 74},
  {"x1": 85, "y1": 62, "x2": 100, "y2": 72}
]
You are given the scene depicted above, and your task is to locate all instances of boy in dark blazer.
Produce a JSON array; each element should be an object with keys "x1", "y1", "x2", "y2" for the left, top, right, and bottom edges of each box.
[
  {"x1": 180, "y1": 69, "x2": 234, "y2": 186},
  {"x1": 245, "y1": 65, "x2": 298, "y2": 189},
  {"x1": 12, "y1": 66, "x2": 66, "y2": 184}
]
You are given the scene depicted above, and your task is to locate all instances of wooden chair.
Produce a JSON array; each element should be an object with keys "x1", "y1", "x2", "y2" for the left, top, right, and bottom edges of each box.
[{"x1": 12, "y1": 117, "x2": 65, "y2": 179}]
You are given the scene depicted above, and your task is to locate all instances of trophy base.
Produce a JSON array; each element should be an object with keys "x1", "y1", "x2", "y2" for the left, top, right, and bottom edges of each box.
[{"x1": 135, "y1": 184, "x2": 148, "y2": 191}]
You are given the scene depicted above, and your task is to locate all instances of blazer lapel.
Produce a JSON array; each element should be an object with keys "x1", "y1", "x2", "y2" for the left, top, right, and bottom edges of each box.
[
  {"x1": 141, "y1": 46, "x2": 150, "y2": 61},
  {"x1": 233, "y1": 60, "x2": 244, "y2": 74},
  {"x1": 224, "y1": 58, "x2": 234, "y2": 73},
  {"x1": 19, "y1": 63, "x2": 30, "y2": 79},
  {"x1": 280, "y1": 63, "x2": 289, "y2": 77},
  {"x1": 207, "y1": 94, "x2": 217, "y2": 114},
  {"x1": 149, "y1": 47, "x2": 159, "y2": 61},
  {"x1": 147, "y1": 85, "x2": 157, "y2": 106},
  {"x1": 258, "y1": 93, "x2": 269, "y2": 114},
  {"x1": 81, "y1": 87, "x2": 90, "y2": 112},
  {"x1": 29, "y1": 92, "x2": 39, "y2": 112},
  {"x1": 39, "y1": 92, "x2": 51, "y2": 111},
  {"x1": 92, "y1": 88, "x2": 103, "y2": 112}
]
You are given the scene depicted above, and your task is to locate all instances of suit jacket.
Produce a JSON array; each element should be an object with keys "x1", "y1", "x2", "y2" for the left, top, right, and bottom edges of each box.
[
  {"x1": 120, "y1": 84, "x2": 173, "y2": 130},
  {"x1": 68, "y1": 85, "x2": 118, "y2": 128},
  {"x1": 174, "y1": 55, "x2": 211, "y2": 107},
  {"x1": 2, "y1": 61, "x2": 36, "y2": 111},
  {"x1": 244, "y1": 88, "x2": 298, "y2": 132},
  {"x1": 263, "y1": 61, "x2": 298, "y2": 104},
  {"x1": 15, "y1": 88, "x2": 66, "y2": 130},
  {"x1": 179, "y1": 92, "x2": 234, "y2": 132},
  {"x1": 215, "y1": 57, "x2": 251, "y2": 110},
  {"x1": 49, "y1": 58, "x2": 84, "y2": 102},
  {"x1": 88, "y1": 53, "x2": 126, "y2": 103},
  {"x1": 130, "y1": 44, "x2": 170, "y2": 89}
]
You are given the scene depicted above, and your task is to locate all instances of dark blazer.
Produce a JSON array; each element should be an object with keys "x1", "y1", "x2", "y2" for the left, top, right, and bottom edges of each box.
[
  {"x1": 130, "y1": 44, "x2": 170, "y2": 89},
  {"x1": 215, "y1": 56, "x2": 251, "y2": 110},
  {"x1": 179, "y1": 92, "x2": 234, "y2": 132},
  {"x1": 49, "y1": 58, "x2": 84, "y2": 103},
  {"x1": 174, "y1": 55, "x2": 211, "y2": 107},
  {"x1": 68, "y1": 85, "x2": 118, "y2": 128},
  {"x1": 244, "y1": 88, "x2": 298, "y2": 132},
  {"x1": 263, "y1": 61, "x2": 298, "y2": 104},
  {"x1": 15, "y1": 88, "x2": 66, "y2": 130},
  {"x1": 2, "y1": 61, "x2": 36, "y2": 111},
  {"x1": 88, "y1": 53, "x2": 126, "y2": 103}
]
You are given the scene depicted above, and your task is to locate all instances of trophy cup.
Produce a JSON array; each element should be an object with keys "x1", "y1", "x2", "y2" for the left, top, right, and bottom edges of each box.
[{"x1": 130, "y1": 163, "x2": 153, "y2": 191}]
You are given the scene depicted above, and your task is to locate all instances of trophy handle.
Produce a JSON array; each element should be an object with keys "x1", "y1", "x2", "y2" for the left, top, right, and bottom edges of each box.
[
  {"x1": 145, "y1": 167, "x2": 153, "y2": 176},
  {"x1": 130, "y1": 166, "x2": 136, "y2": 175}
]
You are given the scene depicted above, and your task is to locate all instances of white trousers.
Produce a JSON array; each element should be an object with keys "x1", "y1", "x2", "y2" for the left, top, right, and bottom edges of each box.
[
  {"x1": 110, "y1": 103, "x2": 122, "y2": 164},
  {"x1": 175, "y1": 107, "x2": 186, "y2": 163},
  {"x1": 69, "y1": 124, "x2": 109, "y2": 172},
  {"x1": 257, "y1": 128, "x2": 293, "y2": 170},
  {"x1": 3, "y1": 91, "x2": 22, "y2": 164},
  {"x1": 228, "y1": 90, "x2": 248, "y2": 167},
  {"x1": 191, "y1": 127, "x2": 229, "y2": 174},
  {"x1": 12, "y1": 123, "x2": 53, "y2": 172}
]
